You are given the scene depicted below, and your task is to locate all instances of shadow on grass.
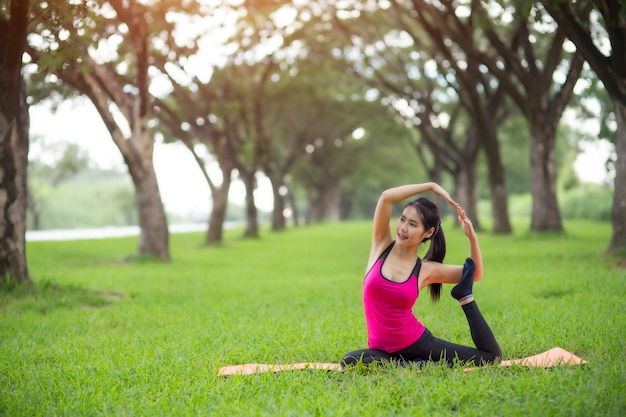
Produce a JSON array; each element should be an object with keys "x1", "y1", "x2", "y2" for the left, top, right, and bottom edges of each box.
[
  {"x1": 534, "y1": 287, "x2": 575, "y2": 299},
  {"x1": 0, "y1": 279, "x2": 126, "y2": 315},
  {"x1": 122, "y1": 253, "x2": 164, "y2": 264}
]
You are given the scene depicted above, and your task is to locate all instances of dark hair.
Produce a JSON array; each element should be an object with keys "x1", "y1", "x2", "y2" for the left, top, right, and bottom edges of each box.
[{"x1": 405, "y1": 197, "x2": 446, "y2": 303}]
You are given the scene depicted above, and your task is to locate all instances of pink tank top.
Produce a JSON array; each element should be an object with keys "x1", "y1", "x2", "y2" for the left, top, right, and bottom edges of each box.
[{"x1": 363, "y1": 242, "x2": 425, "y2": 353}]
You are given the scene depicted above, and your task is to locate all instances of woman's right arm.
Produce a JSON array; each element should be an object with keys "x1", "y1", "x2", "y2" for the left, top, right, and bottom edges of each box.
[{"x1": 369, "y1": 182, "x2": 455, "y2": 266}]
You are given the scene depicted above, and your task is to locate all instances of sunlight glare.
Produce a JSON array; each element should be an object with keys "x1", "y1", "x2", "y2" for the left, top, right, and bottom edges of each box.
[{"x1": 352, "y1": 127, "x2": 365, "y2": 140}]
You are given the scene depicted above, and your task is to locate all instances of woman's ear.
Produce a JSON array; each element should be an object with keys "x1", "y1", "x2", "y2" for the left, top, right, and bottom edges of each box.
[{"x1": 425, "y1": 227, "x2": 435, "y2": 239}]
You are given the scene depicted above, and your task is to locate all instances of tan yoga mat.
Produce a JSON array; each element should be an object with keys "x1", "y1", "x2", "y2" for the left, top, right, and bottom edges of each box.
[{"x1": 217, "y1": 347, "x2": 587, "y2": 376}]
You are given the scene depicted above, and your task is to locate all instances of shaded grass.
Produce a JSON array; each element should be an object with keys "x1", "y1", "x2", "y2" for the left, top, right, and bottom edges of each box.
[{"x1": 1, "y1": 220, "x2": 625, "y2": 416}]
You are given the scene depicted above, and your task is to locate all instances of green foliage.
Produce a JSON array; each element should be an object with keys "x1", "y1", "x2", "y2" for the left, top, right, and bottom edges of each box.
[
  {"x1": 27, "y1": 169, "x2": 136, "y2": 230},
  {"x1": 495, "y1": 114, "x2": 585, "y2": 196},
  {"x1": 1, "y1": 221, "x2": 623, "y2": 416},
  {"x1": 340, "y1": 126, "x2": 426, "y2": 220},
  {"x1": 479, "y1": 184, "x2": 613, "y2": 222},
  {"x1": 556, "y1": 124, "x2": 583, "y2": 191},
  {"x1": 559, "y1": 184, "x2": 612, "y2": 221},
  {"x1": 26, "y1": 137, "x2": 140, "y2": 230},
  {"x1": 492, "y1": 115, "x2": 531, "y2": 195},
  {"x1": 28, "y1": 136, "x2": 91, "y2": 186}
]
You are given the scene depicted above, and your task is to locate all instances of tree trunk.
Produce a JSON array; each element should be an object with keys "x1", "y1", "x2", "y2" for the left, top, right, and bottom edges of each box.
[
  {"x1": 240, "y1": 170, "x2": 259, "y2": 237},
  {"x1": 0, "y1": 85, "x2": 30, "y2": 285},
  {"x1": 482, "y1": 121, "x2": 513, "y2": 234},
  {"x1": 337, "y1": 194, "x2": 352, "y2": 220},
  {"x1": 452, "y1": 128, "x2": 481, "y2": 229},
  {"x1": 529, "y1": 121, "x2": 562, "y2": 231},
  {"x1": 310, "y1": 188, "x2": 333, "y2": 222},
  {"x1": 128, "y1": 161, "x2": 170, "y2": 261},
  {"x1": 269, "y1": 176, "x2": 286, "y2": 231},
  {"x1": 0, "y1": 2, "x2": 30, "y2": 285},
  {"x1": 454, "y1": 163, "x2": 478, "y2": 228},
  {"x1": 608, "y1": 98, "x2": 626, "y2": 254},
  {"x1": 421, "y1": 149, "x2": 446, "y2": 218},
  {"x1": 177, "y1": 138, "x2": 234, "y2": 245},
  {"x1": 287, "y1": 190, "x2": 299, "y2": 227},
  {"x1": 83, "y1": 67, "x2": 171, "y2": 260},
  {"x1": 304, "y1": 189, "x2": 313, "y2": 225},
  {"x1": 205, "y1": 178, "x2": 231, "y2": 245}
]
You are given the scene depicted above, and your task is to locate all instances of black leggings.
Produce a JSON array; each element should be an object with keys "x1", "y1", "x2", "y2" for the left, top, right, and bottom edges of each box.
[{"x1": 341, "y1": 301, "x2": 501, "y2": 368}]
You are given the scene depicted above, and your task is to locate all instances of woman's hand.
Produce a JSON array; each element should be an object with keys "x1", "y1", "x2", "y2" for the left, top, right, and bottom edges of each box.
[
  {"x1": 431, "y1": 183, "x2": 460, "y2": 210},
  {"x1": 456, "y1": 206, "x2": 483, "y2": 279},
  {"x1": 457, "y1": 207, "x2": 477, "y2": 241}
]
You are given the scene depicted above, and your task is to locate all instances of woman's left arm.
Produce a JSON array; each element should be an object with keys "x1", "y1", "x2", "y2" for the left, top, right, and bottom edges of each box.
[
  {"x1": 420, "y1": 207, "x2": 483, "y2": 288},
  {"x1": 457, "y1": 207, "x2": 483, "y2": 280}
]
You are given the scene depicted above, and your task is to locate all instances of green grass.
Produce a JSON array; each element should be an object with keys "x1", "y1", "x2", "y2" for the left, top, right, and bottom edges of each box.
[{"x1": 1, "y1": 220, "x2": 625, "y2": 416}]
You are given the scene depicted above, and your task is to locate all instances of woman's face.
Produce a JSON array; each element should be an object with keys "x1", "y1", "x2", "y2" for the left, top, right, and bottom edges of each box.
[{"x1": 395, "y1": 206, "x2": 434, "y2": 246}]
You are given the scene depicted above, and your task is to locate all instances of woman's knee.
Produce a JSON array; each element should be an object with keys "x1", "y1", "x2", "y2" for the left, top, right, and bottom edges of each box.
[
  {"x1": 340, "y1": 350, "x2": 368, "y2": 368},
  {"x1": 340, "y1": 349, "x2": 390, "y2": 368}
]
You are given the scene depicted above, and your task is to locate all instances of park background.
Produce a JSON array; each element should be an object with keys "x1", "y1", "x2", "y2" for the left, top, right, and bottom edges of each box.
[
  {"x1": 12, "y1": 0, "x2": 621, "y2": 250},
  {"x1": 27, "y1": 94, "x2": 614, "y2": 235},
  {"x1": 1, "y1": 0, "x2": 625, "y2": 416}
]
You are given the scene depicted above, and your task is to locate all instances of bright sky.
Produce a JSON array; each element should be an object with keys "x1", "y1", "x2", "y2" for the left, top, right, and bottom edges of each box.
[
  {"x1": 29, "y1": 96, "x2": 613, "y2": 221},
  {"x1": 573, "y1": 139, "x2": 614, "y2": 184}
]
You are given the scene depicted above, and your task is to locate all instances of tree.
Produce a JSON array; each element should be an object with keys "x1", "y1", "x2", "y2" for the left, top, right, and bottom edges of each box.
[
  {"x1": 219, "y1": 0, "x2": 312, "y2": 236},
  {"x1": 290, "y1": 98, "x2": 397, "y2": 223},
  {"x1": 152, "y1": 63, "x2": 236, "y2": 245},
  {"x1": 388, "y1": 0, "x2": 514, "y2": 233},
  {"x1": 26, "y1": 0, "x2": 203, "y2": 261},
  {"x1": 402, "y1": 0, "x2": 584, "y2": 233},
  {"x1": 159, "y1": 60, "x2": 274, "y2": 239},
  {"x1": 542, "y1": 0, "x2": 626, "y2": 253},
  {"x1": 260, "y1": 71, "x2": 329, "y2": 230},
  {"x1": 312, "y1": 7, "x2": 457, "y2": 215},
  {"x1": 258, "y1": 37, "x2": 396, "y2": 228},
  {"x1": 337, "y1": 110, "x2": 425, "y2": 221},
  {"x1": 156, "y1": 0, "x2": 305, "y2": 239},
  {"x1": 0, "y1": 0, "x2": 31, "y2": 284},
  {"x1": 305, "y1": 1, "x2": 513, "y2": 231}
]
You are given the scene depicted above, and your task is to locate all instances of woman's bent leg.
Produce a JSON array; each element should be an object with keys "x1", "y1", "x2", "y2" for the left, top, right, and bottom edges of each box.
[
  {"x1": 340, "y1": 348, "x2": 393, "y2": 368},
  {"x1": 462, "y1": 300, "x2": 501, "y2": 360}
]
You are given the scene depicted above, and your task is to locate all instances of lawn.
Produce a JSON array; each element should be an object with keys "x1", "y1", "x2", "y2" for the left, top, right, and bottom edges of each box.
[{"x1": 1, "y1": 220, "x2": 624, "y2": 416}]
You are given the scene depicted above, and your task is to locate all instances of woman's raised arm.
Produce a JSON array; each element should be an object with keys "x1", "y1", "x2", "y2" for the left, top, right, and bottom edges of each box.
[{"x1": 369, "y1": 183, "x2": 458, "y2": 265}]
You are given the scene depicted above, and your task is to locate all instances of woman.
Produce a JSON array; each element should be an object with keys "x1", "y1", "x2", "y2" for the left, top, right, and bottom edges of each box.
[{"x1": 340, "y1": 182, "x2": 501, "y2": 368}]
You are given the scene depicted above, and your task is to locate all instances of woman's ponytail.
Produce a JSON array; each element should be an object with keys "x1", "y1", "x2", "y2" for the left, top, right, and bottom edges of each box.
[
  {"x1": 406, "y1": 197, "x2": 447, "y2": 304},
  {"x1": 424, "y1": 226, "x2": 446, "y2": 303}
]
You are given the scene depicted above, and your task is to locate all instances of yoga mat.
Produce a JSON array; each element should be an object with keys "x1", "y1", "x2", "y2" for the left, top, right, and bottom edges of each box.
[{"x1": 217, "y1": 347, "x2": 586, "y2": 376}]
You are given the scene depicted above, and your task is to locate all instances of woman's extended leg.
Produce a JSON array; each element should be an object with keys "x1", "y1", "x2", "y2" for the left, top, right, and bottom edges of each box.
[{"x1": 461, "y1": 300, "x2": 501, "y2": 360}]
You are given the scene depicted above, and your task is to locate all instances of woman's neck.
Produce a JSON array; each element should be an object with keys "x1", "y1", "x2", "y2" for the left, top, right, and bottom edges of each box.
[{"x1": 392, "y1": 242, "x2": 419, "y2": 259}]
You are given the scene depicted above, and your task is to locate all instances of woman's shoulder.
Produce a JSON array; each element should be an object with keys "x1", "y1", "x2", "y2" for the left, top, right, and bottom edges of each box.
[
  {"x1": 419, "y1": 260, "x2": 440, "y2": 274},
  {"x1": 370, "y1": 238, "x2": 394, "y2": 258},
  {"x1": 418, "y1": 260, "x2": 443, "y2": 286},
  {"x1": 366, "y1": 238, "x2": 394, "y2": 271},
  {"x1": 420, "y1": 261, "x2": 464, "y2": 286}
]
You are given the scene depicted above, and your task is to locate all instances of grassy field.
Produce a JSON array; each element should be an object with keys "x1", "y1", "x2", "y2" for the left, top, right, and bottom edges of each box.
[{"x1": 1, "y1": 220, "x2": 625, "y2": 416}]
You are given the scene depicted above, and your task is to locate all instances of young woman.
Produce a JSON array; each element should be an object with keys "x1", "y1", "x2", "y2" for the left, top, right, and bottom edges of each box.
[{"x1": 340, "y1": 182, "x2": 501, "y2": 368}]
